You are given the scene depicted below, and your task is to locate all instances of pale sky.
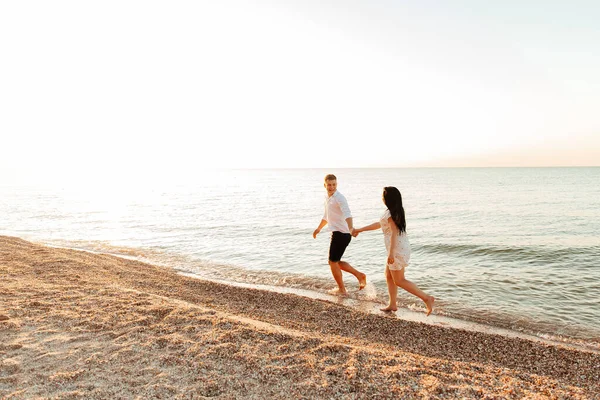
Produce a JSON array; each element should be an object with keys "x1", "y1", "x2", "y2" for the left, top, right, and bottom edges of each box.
[{"x1": 1, "y1": 0, "x2": 599, "y2": 183}]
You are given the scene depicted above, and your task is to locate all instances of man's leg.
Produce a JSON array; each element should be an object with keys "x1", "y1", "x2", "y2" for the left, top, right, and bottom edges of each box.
[
  {"x1": 338, "y1": 261, "x2": 367, "y2": 289},
  {"x1": 328, "y1": 260, "x2": 346, "y2": 294}
]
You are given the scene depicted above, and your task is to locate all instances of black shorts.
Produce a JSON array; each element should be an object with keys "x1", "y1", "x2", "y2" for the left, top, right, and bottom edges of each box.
[{"x1": 329, "y1": 231, "x2": 352, "y2": 262}]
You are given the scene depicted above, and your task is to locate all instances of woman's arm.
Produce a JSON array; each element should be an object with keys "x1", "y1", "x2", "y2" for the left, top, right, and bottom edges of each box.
[
  {"x1": 354, "y1": 222, "x2": 381, "y2": 236},
  {"x1": 388, "y1": 217, "x2": 398, "y2": 264}
]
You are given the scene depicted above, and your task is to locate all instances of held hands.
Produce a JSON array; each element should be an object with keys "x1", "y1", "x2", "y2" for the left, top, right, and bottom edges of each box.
[{"x1": 314, "y1": 228, "x2": 360, "y2": 238}]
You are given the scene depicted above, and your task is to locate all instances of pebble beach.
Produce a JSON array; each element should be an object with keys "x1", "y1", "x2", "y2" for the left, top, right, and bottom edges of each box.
[{"x1": 1, "y1": 235, "x2": 599, "y2": 399}]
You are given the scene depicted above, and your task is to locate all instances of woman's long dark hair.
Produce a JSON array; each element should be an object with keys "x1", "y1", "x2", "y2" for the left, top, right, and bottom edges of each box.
[{"x1": 383, "y1": 186, "x2": 406, "y2": 233}]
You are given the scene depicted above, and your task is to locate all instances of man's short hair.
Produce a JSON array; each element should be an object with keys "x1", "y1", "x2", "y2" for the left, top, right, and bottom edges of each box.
[{"x1": 324, "y1": 174, "x2": 337, "y2": 182}]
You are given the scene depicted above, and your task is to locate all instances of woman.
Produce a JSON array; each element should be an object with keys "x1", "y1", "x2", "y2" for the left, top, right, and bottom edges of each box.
[{"x1": 354, "y1": 187, "x2": 434, "y2": 315}]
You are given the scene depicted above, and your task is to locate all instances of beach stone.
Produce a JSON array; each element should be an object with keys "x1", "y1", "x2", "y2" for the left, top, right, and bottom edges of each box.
[{"x1": 0, "y1": 314, "x2": 9, "y2": 321}]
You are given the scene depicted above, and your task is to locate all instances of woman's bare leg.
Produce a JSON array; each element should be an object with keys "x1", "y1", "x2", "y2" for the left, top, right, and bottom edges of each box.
[
  {"x1": 380, "y1": 266, "x2": 398, "y2": 311},
  {"x1": 390, "y1": 269, "x2": 435, "y2": 316}
]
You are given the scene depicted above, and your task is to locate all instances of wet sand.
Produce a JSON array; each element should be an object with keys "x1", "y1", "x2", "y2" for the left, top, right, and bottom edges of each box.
[{"x1": 1, "y1": 236, "x2": 599, "y2": 399}]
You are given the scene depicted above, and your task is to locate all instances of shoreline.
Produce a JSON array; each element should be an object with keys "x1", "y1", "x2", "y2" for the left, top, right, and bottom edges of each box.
[
  {"x1": 34, "y1": 237, "x2": 600, "y2": 353},
  {"x1": 178, "y1": 272, "x2": 600, "y2": 355},
  {"x1": 2, "y1": 235, "x2": 599, "y2": 398},
  {"x1": 13, "y1": 232, "x2": 600, "y2": 353}
]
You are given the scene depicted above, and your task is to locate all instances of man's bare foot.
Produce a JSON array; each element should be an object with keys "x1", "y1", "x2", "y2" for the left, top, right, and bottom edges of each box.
[
  {"x1": 328, "y1": 288, "x2": 347, "y2": 296},
  {"x1": 380, "y1": 305, "x2": 397, "y2": 312},
  {"x1": 425, "y1": 296, "x2": 435, "y2": 316},
  {"x1": 358, "y1": 273, "x2": 367, "y2": 290}
]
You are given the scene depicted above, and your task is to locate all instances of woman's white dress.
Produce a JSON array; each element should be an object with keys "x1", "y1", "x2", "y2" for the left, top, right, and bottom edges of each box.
[{"x1": 380, "y1": 209, "x2": 411, "y2": 270}]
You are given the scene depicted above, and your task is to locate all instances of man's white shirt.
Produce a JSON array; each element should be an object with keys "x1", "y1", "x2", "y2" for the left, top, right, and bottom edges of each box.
[{"x1": 322, "y1": 191, "x2": 352, "y2": 234}]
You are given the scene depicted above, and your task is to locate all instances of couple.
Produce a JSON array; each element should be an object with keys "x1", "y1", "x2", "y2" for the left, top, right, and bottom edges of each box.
[{"x1": 313, "y1": 174, "x2": 435, "y2": 316}]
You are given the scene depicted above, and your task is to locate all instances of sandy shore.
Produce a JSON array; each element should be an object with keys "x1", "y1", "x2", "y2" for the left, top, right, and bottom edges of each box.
[{"x1": 1, "y1": 236, "x2": 599, "y2": 399}]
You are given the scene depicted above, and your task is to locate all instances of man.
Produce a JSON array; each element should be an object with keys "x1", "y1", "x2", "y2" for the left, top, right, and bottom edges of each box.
[{"x1": 313, "y1": 174, "x2": 367, "y2": 295}]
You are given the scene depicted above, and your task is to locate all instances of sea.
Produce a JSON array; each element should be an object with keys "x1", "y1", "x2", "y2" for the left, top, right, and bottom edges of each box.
[{"x1": 2, "y1": 167, "x2": 599, "y2": 351}]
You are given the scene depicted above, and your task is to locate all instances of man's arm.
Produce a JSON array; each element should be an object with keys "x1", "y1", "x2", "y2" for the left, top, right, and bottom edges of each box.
[
  {"x1": 338, "y1": 195, "x2": 353, "y2": 234},
  {"x1": 313, "y1": 219, "x2": 328, "y2": 239},
  {"x1": 345, "y1": 217, "x2": 354, "y2": 233}
]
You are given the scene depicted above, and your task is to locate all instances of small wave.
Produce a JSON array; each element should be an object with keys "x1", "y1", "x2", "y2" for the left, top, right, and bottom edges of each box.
[
  {"x1": 177, "y1": 261, "x2": 336, "y2": 293},
  {"x1": 417, "y1": 242, "x2": 600, "y2": 264},
  {"x1": 42, "y1": 238, "x2": 168, "y2": 260}
]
